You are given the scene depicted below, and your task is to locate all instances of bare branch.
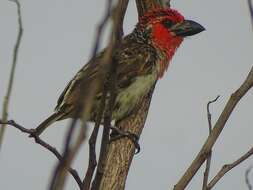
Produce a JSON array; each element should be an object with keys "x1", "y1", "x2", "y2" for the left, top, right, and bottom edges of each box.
[
  {"x1": 48, "y1": 113, "x2": 87, "y2": 190},
  {"x1": 175, "y1": 1, "x2": 253, "y2": 188},
  {"x1": 0, "y1": 0, "x2": 23, "y2": 149},
  {"x1": 48, "y1": 78, "x2": 100, "y2": 190},
  {"x1": 207, "y1": 95, "x2": 220, "y2": 133},
  {"x1": 245, "y1": 166, "x2": 253, "y2": 190},
  {"x1": 82, "y1": 127, "x2": 99, "y2": 190},
  {"x1": 207, "y1": 147, "x2": 253, "y2": 189},
  {"x1": 174, "y1": 66, "x2": 253, "y2": 190},
  {"x1": 248, "y1": 0, "x2": 253, "y2": 29},
  {"x1": 135, "y1": 0, "x2": 162, "y2": 18},
  {"x1": 83, "y1": 95, "x2": 106, "y2": 190},
  {"x1": 90, "y1": 0, "x2": 113, "y2": 59},
  {"x1": 202, "y1": 95, "x2": 220, "y2": 190},
  {"x1": 0, "y1": 120, "x2": 83, "y2": 189}
]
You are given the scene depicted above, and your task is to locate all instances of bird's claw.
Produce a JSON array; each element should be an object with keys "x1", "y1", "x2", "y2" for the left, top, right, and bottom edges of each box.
[{"x1": 109, "y1": 126, "x2": 140, "y2": 154}]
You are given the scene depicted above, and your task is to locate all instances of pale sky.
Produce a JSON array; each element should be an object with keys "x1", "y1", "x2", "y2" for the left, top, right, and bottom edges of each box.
[{"x1": 0, "y1": 0, "x2": 253, "y2": 190}]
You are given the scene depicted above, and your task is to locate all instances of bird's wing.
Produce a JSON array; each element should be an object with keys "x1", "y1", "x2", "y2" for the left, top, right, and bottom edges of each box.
[
  {"x1": 55, "y1": 52, "x2": 106, "y2": 112},
  {"x1": 55, "y1": 39, "x2": 157, "y2": 114},
  {"x1": 114, "y1": 41, "x2": 157, "y2": 89}
]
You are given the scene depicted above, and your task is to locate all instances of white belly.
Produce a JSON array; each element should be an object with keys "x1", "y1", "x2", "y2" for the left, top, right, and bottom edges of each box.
[{"x1": 112, "y1": 72, "x2": 157, "y2": 120}]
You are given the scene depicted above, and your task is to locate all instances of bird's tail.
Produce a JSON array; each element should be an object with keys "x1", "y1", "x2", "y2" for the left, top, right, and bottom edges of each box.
[{"x1": 33, "y1": 112, "x2": 64, "y2": 136}]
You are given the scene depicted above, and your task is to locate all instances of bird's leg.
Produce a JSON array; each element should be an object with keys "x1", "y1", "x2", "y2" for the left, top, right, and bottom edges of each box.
[{"x1": 109, "y1": 126, "x2": 140, "y2": 154}]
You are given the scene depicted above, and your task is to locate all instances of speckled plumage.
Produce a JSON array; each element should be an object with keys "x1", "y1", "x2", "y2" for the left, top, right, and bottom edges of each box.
[{"x1": 33, "y1": 8, "x2": 204, "y2": 135}]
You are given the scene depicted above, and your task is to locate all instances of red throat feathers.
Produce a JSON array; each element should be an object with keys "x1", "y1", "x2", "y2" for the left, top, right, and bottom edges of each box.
[
  {"x1": 152, "y1": 22, "x2": 183, "y2": 78},
  {"x1": 138, "y1": 8, "x2": 185, "y2": 78}
]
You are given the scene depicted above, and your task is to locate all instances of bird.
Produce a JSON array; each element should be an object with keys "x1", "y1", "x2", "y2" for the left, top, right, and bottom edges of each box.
[{"x1": 32, "y1": 8, "x2": 205, "y2": 136}]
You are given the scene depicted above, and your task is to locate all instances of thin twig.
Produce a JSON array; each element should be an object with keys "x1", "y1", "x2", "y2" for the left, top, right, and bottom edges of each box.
[
  {"x1": 162, "y1": 0, "x2": 171, "y2": 7},
  {"x1": 248, "y1": 0, "x2": 253, "y2": 29},
  {"x1": 47, "y1": 1, "x2": 114, "y2": 188},
  {"x1": 245, "y1": 166, "x2": 253, "y2": 190},
  {"x1": 83, "y1": 93, "x2": 107, "y2": 190},
  {"x1": 82, "y1": 128, "x2": 99, "y2": 190},
  {"x1": 48, "y1": 109, "x2": 87, "y2": 190},
  {"x1": 0, "y1": 119, "x2": 83, "y2": 189},
  {"x1": 202, "y1": 95, "x2": 220, "y2": 190},
  {"x1": 0, "y1": 0, "x2": 23, "y2": 149},
  {"x1": 207, "y1": 147, "x2": 253, "y2": 189},
  {"x1": 82, "y1": 1, "x2": 114, "y2": 189},
  {"x1": 49, "y1": 79, "x2": 100, "y2": 190},
  {"x1": 91, "y1": 58, "x2": 117, "y2": 190},
  {"x1": 90, "y1": 0, "x2": 113, "y2": 59},
  {"x1": 207, "y1": 95, "x2": 220, "y2": 134},
  {"x1": 135, "y1": 0, "x2": 162, "y2": 18}
]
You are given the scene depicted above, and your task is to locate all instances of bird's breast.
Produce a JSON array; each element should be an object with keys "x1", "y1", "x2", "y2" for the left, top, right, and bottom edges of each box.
[{"x1": 112, "y1": 71, "x2": 157, "y2": 121}]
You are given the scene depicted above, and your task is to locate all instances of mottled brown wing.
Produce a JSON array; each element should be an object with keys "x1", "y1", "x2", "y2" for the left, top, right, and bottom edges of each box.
[
  {"x1": 55, "y1": 37, "x2": 157, "y2": 116},
  {"x1": 115, "y1": 41, "x2": 157, "y2": 90},
  {"x1": 55, "y1": 52, "x2": 106, "y2": 112}
]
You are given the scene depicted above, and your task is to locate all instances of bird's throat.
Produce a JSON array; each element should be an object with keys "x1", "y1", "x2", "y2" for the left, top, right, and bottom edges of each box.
[{"x1": 152, "y1": 23, "x2": 183, "y2": 78}]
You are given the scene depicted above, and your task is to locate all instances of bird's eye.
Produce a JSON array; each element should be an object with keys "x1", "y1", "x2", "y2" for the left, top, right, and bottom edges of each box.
[{"x1": 162, "y1": 20, "x2": 173, "y2": 28}]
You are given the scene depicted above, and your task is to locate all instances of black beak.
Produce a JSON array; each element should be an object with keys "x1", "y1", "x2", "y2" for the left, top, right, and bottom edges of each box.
[{"x1": 171, "y1": 20, "x2": 205, "y2": 37}]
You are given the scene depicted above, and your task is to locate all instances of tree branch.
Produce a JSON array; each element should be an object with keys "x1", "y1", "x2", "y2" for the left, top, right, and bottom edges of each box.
[
  {"x1": 245, "y1": 166, "x2": 253, "y2": 190},
  {"x1": 0, "y1": 120, "x2": 83, "y2": 190},
  {"x1": 135, "y1": 0, "x2": 162, "y2": 18},
  {"x1": 207, "y1": 147, "x2": 253, "y2": 189},
  {"x1": 48, "y1": 1, "x2": 120, "y2": 189},
  {"x1": 0, "y1": 0, "x2": 23, "y2": 149},
  {"x1": 248, "y1": 0, "x2": 253, "y2": 29},
  {"x1": 202, "y1": 95, "x2": 220, "y2": 190},
  {"x1": 93, "y1": 1, "x2": 164, "y2": 189},
  {"x1": 174, "y1": 66, "x2": 253, "y2": 190},
  {"x1": 48, "y1": 112, "x2": 87, "y2": 190},
  {"x1": 98, "y1": 86, "x2": 155, "y2": 190},
  {"x1": 82, "y1": 1, "x2": 114, "y2": 189}
]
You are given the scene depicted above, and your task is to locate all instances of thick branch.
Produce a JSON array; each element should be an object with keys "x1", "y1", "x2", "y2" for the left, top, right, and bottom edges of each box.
[
  {"x1": 95, "y1": 1, "x2": 163, "y2": 190},
  {"x1": 98, "y1": 87, "x2": 155, "y2": 190}
]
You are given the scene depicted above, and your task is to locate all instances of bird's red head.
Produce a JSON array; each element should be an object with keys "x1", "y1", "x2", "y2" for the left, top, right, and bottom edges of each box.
[{"x1": 138, "y1": 8, "x2": 205, "y2": 77}]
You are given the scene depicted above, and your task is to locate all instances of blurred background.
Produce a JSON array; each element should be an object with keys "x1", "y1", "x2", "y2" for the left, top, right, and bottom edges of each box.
[{"x1": 0, "y1": 0, "x2": 253, "y2": 189}]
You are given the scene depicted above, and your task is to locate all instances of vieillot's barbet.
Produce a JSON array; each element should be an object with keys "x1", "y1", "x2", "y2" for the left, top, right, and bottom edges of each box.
[{"x1": 31, "y1": 8, "x2": 205, "y2": 142}]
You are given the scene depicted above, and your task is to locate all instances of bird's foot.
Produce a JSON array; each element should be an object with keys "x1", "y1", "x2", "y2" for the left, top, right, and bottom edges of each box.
[{"x1": 109, "y1": 126, "x2": 140, "y2": 154}]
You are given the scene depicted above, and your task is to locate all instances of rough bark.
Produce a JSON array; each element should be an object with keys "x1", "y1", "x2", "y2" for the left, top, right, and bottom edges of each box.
[
  {"x1": 96, "y1": 1, "x2": 165, "y2": 188},
  {"x1": 98, "y1": 87, "x2": 155, "y2": 190}
]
